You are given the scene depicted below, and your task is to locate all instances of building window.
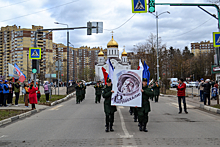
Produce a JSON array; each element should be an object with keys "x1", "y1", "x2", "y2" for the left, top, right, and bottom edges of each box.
[
  {"x1": 115, "y1": 50, "x2": 116, "y2": 55},
  {"x1": 112, "y1": 50, "x2": 113, "y2": 55}
]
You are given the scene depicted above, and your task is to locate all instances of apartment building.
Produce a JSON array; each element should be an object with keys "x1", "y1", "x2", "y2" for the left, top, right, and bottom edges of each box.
[
  {"x1": 0, "y1": 25, "x2": 53, "y2": 79},
  {"x1": 191, "y1": 41, "x2": 214, "y2": 56},
  {"x1": 73, "y1": 46, "x2": 107, "y2": 81}
]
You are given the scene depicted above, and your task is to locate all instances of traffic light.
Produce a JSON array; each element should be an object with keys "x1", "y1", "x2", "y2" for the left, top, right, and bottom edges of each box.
[
  {"x1": 87, "y1": 22, "x2": 92, "y2": 35},
  {"x1": 148, "y1": 0, "x2": 155, "y2": 13},
  {"x1": 32, "y1": 60, "x2": 38, "y2": 73}
]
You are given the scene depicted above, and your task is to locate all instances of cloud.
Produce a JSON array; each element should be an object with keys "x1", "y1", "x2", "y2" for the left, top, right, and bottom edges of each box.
[{"x1": 0, "y1": 0, "x2": 217, "y2": 54}]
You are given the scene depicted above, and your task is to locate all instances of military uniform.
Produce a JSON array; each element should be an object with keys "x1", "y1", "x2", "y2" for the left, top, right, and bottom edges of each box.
[
  {"x1": 149, "y1": 83, "x2": 154, "y2": 101},
  {"x1": 81, "y1": 83, "x2": 86, "y2": 102},
  {"x1": 152, "y1": 82, "x2": 161, "y2": 102},
  {"x1": 102, "y1": 79, "x2": 117, "y2": 132},
  {"x1": 94, "y1": 82, "x2": 103, "y2": 103},
  {"x1": 75, "y1": 82, "x2": 82, "y2": 104},
  {"x1": 138, "y1": 78, "x2": 154, "y2": 132}
]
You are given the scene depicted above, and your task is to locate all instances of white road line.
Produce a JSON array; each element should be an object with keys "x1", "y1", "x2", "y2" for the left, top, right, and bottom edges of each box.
[
  {"x1": 0, "y1": 135, "x2": 8, "y2": 139},
  {"x1": 49, "y1": 105, "x2": 63, "y2": 111},
  {"x1": 118, "y1": 107, "x2": 133, "y2": 138}
]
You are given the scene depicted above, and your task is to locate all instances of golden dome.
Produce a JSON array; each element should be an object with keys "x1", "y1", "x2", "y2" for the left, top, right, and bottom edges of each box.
[
  {"x1": 122, "y1": 49, "x2": 127, "y2": 56},
  {"x1": 107, "y1": 36, "x2": 118, "y2": 48},
  {"x1": 98, "y1": 49, "x2": 104, "y2": 56}
]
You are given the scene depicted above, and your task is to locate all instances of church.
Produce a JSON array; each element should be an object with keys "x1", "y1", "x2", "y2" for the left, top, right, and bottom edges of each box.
[{"x1": 95, "y1": 35, "x2": 131, "y2": 80}]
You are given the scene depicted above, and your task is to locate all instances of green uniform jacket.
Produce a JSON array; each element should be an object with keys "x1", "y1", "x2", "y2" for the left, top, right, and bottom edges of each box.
[
  {"x1": 82, "y1": 84, "x2": 86, "y2": 94},
  {"x1": 138, "y1": 86, "x2": 154, "y2": 113},
  {"x1": 94, "y1": 84, "x2": 103, "y2": 95},
  {"x1": 13, "y1": 83, "x2": 20, "y2": 93},
  {"x1": 102, "y1": 85, "x2": 117, "y2": 115},
  {"x1": 75, "y1": 84, "x2": 82, "y2": 96},
  {"x1": 152, "y1": 83, "x2": 160, "y2": 96}
]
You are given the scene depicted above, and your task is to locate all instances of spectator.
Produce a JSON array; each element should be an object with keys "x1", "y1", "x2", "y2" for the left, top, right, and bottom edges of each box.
[
  {"x1": 7, "y1": 79, "x2": 13, "y2": 106},
  {"x1": 37, "y1": 90, "x2": 41, "y2": 102},
  {"x1": 177, "y1": 78, "x2": 188, "y2": 114},
  {"x1": 28, "y1": 83, "x2": 38, "y2": 110},
  {"x1": 202, "y1": 79, "x2": 211, "y2": 105},
  {"x1": 214, "y1": 81, "x2": 218, "y2": 89},
  {"x1": 0, "y1": 80, "x2": 3, "y2": 106},
  {"x1": 3, "y1": 80, "x2": 9, "y2": 107},
  {"x1": 24, "y1": 84, "x2": 29, "y2": 107},
  {"x1": 198, "y1": 78, "x2": 204, "y2": 102},
  {"x1": 43, "y1": 81, "x2": 51, "y2": 102},
  {"x1": 14, "y1": 79, "x2": 20, "y2": 106}
]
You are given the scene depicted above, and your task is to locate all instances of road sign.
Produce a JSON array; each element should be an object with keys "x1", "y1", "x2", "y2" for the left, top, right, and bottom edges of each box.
[
  {"x1": 213, "y1": 32, "x2": 220, "y2": 47},
  {"x1": 29, "y1": 48, "x2": 41, "y2": 59},
  {"x1": 87, "y1": 21, "x2": 103, "y2": 35},
  {"x1": 132, "y1": 0, "x2": 148, "y2": 13}
]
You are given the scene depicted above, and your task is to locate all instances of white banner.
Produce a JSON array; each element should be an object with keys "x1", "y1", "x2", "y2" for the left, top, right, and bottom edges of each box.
[{"x1": 111, "y1": 69, "x2": 142, "y2": 107}]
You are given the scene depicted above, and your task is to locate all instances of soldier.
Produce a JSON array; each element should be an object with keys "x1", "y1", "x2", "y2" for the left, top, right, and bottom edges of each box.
[
  {"x1": 149, "y1": 83, "x2": 154, "y2": 101},
  {"x1": 138, "y1": 78, "x2": 154, "y2": 132},
  {"x1": 75, "y1": 81, "x2": 82, "y2": 104},
  {"x1": 152, "y1": 81, "x2": 161, "y2": 102},
  {"x1": 81, "y1": 82, "x2": 86, "y2": 102},
  {"x1": 94, "y1": 81, "x2": 103, "y2": 103},
  {"x1": 102, "y1": 78, "x2": 117, "y2": 132}
]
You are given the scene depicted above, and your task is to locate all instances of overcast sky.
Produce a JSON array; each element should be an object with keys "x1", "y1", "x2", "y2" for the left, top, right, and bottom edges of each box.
[{"x1": 0, "y1": 0, "x2": 218, "y2": 54}]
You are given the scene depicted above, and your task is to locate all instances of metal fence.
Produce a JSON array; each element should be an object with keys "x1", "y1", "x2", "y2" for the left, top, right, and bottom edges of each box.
[{"x1": 67, "y1": 85, "x2": 75, "y2": 94}]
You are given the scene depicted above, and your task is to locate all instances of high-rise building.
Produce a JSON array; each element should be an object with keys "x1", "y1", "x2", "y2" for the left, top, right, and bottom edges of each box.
[
  {"x1": 0, "y1": 25, "x2": 53, "y2": 80},
  {"x1": 191, "y1": 41, "x2": 214, "y2": 56},
  {"x1": 53, "y1": 43, "x2": 74, "y2": 81},
  {"x1": 73, "y1": 46, "x2": 106, "y2": 81}
]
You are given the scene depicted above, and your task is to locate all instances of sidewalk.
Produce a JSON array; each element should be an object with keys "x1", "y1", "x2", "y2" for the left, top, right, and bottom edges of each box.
[{"x1": 0, "y1": 104, "x2": 48, "y2": 110}]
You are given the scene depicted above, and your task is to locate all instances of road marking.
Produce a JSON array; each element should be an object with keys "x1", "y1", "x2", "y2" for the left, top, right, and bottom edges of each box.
[
  {"x1": 171, "y1": 103, "x2": 195, "y2": 108},
  {"x1": 0, "y1": 135, "x2": 8, "y2": 139},
  {"x1": 49, "y1": 105, "x2": 63, "y2": 111},
  {"x1": 118, "y1": 108, "x2": 133, "y2": 138}
]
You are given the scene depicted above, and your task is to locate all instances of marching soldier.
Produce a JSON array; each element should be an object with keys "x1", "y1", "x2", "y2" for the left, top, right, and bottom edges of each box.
[
  {"x1": 138, "y1": 78, "x2": 154, "y2": 132},
  {"x1": 75, "y1": 81, "x2": 82, "y2": 104},
  {"x1": 149, "y1": 83, "x2": 154, "y2": 101},
  {"x1": 81, "y1": 82, "x2": 86, "y2": 102},
  {"x1": 102, "y1": 78, "x2": 117, "y2": 132},
  {"x1": 152, "y1": 81, "x2": 161, "y2": 102},
  {"x1": 94, "y1": 81, "x2": 103, "y2": 103}
]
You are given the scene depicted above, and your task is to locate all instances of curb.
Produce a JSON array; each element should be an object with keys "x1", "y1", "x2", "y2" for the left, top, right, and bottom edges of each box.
[
  {"x1": 200, "y1": 104, "x2": 220, "y2": 114},
  {"x1": 0, "y1": 92, "x2": 75, "y2": 127},
  {"x1": 0, "y1": 107, "x2": 47, "y2": 127},
  {"x1": 50, "y1": 92, "x2": 75, "y2": 106}
]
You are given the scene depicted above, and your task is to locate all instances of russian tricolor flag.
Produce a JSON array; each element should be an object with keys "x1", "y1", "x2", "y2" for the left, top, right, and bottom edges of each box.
[{"x1": 14, "y1": 63, "x2": 26, "y2": 83}]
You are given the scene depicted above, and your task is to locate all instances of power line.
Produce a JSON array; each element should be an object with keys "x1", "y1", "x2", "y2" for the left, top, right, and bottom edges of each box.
[
  {"x1": 173, "y1": 18, "x2": 213, "y2": 37},
  {"x1": 104, "y1": 14, "x2": 136, "y2": 31},
  {"x1": 0, "y1": 0, "x2": 32, "y2": 9},
  {"x1": 0, "y1": 0, "x2": 80, "y2": 23}
]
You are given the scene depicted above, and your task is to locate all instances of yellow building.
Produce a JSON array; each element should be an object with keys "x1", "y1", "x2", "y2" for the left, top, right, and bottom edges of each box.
[
  {"x1": 191, "y1": 41, "x2": 214, "y2": 56},
  {"x1": 0, "y1": 25, "x2": 53, "y2": 80}
]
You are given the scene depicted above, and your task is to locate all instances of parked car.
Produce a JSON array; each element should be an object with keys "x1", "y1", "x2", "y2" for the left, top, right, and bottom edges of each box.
[
  {"x1": 189, "y1": 82, "x2": 199, "y2": 88},
  {"x1": 170, "y1": 82, "x2": 178, "y2": 88},
  {"x1": 90, "y1": 81, "x2": 97, "y2": 85},
  {"x1": 184, "y1": 82, "x2": 190, "y2": 87}
]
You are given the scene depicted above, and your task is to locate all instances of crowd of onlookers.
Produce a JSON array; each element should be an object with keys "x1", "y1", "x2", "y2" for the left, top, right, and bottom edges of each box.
[
  {"x1": 0, "y1": 79, "x2": 53, "y2": 110},
  {"x1": 198, "y1": 78, "x2": 219, "y2": 106}
]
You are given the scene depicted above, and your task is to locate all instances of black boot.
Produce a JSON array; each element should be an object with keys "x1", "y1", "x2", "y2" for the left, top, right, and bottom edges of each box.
[
  {"x1": 110, "y1": 125, "x2": 114, "y2": 132},
  {"x1": 134, "y1": 116, "x2": 137, "y2": 122},
  {"x1": 143, "y1": 123, "x2": 148, "y2": 132},
  {"x1": 139, "y1": 122, "x2": 143, "y2": 131},
  {"x1": 105, "y1": 125, "x2": 109, "y2": 132}
]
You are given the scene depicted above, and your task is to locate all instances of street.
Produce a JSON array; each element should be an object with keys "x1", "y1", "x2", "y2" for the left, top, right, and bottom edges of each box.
[{"x1": 0, "y1": 86, "x2": 220, "y2": 147}]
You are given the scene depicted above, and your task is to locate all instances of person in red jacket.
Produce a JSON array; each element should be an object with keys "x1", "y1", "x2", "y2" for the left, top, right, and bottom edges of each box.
[
  {"x1": 28, "y1": 83, "x2": 38, "y2": 110},
  {"x1": 176, "y1": 78, "x2": 188, "y2": 114}
]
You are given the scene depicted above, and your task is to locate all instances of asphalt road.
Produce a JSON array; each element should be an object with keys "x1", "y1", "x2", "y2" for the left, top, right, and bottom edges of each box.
[{"x1": 1, "y1": 86, "x2": 220, "y2": 147}]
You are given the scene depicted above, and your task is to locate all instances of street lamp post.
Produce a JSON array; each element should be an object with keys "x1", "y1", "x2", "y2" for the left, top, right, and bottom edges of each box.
[
  {"x1": 152, "y1": 11, "x2": 170, "y2": 83},
  {"x1": 54, "y1": 22, "x2": 69, "y2": 94},
  {"x1": 27, "y1": 51, "x2": 28, "y2": 82}
]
